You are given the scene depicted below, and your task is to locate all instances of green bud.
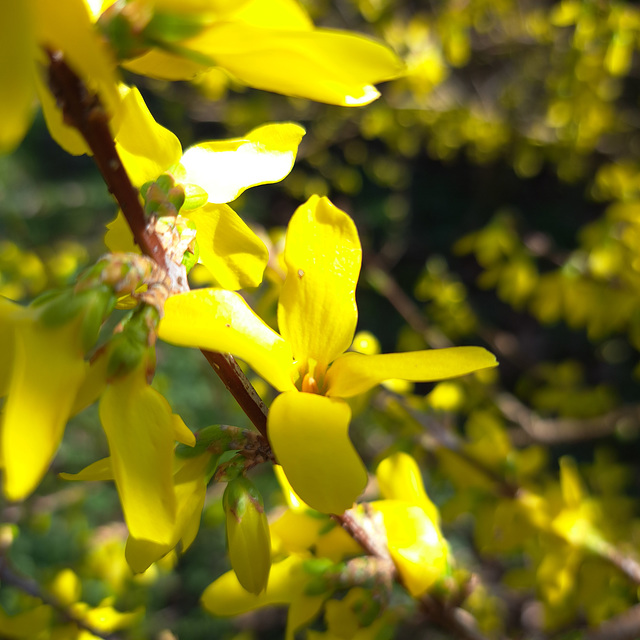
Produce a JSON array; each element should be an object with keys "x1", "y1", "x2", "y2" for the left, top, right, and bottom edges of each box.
[
  {"x1": 97, "y1": 0, "x2": 151, "y2": 60},
  {"x1": 79, "y1": 285, "x2": 117, "y2": 353},
  {"x1": 37, "y1": 288, "x2": 86, "y2": 328},
  {"x1": 143, "y1": 10, "x2": 210, "y2": 44},
  {"x1": 182, "y1": 184, "x2": 208, "y2": 211},
  {"x1": 106, "y1": 305, "x2": 159, "y2": 379},
  {"x1": 223, "y1": 477, "x2": 271, "y2": 595}
]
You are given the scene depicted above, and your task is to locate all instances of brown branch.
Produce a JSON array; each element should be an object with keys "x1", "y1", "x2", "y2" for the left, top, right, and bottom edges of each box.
[
  {"x1": 46, "y1": 49, "x2": 269, "y2": 440},
  {"x1": 586, "y1": 602, "x2": 640, "y2": 640},
  {"x1": 0, "y1": 556, "x2": 120, "y2": 640}
]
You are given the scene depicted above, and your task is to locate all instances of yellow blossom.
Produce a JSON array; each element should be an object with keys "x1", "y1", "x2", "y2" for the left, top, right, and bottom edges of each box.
[{"x1": 159, "y1": 196, "x2": 498, "y2": 514}]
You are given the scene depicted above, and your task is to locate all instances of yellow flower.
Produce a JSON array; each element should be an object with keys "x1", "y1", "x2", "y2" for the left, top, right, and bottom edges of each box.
[
  {"x1": 371, "y1": 452, "x2": 450, "y2": 597},
  {"x1": 107, "y1": 0, "x2": 404, "y2": 106},
  {"x1": 105, "y1": 121, "x2": 305, "y2": 289},
  {"x1": 158, "y1": 196, "x2": 498, "y2": 513}
]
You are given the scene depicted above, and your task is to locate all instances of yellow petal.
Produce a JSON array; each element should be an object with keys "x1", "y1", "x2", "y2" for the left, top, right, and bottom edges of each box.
[
  {"x1": 326, "y1": 347, "x2": 498, "y2": 398},
  {"x1": 268, "y1": 392, "x2": 366, "y2": 514},
  {"x1": 59, "y1": 457, "x2": 114, "y2": 482},
  {"x1": 185, "y1": 24, "x2": 403, "y2": 105},
  {"x1": 372, "y1": 500, "x2": 449, "y2": 597},
  {"x1": 0, "y1": 3, "x2": 36, "y2": 153},
  {"x1": 99, "y1": 367, "x2": 176, "y2": 545},
  {"x1": 185, "y1": 204, "x2": 268, "y2": 290},
  {"x1": 229, "y1": 0, "x2": 312, "y2": 29},
  {"x1": 104, "y1": 211, "x2": 140, "y2": 254},
  {"x1": 376, "y1": 452, "x2": 440, "y2": 526},
  {"x1": 115, "y1": 85, "x2": 183, "y2": 187},
  {"x1": 202, "y1": 554, "x2": 320, "y2": 615},
  {"x1": 278, "y1": 196, "x2": 361, "y2": 372},
  {"x1": 0, "y1": 605, "x2": 52, "y2": 637},
  {"x1": 0, "y1": 297, "x2": 27, "y2": 397},
  {"x1": 172, "y1": 413, "x2": 196, "y2": 446},
  {"x1": 34, "y1": 0, "x2": 121, "y2": 154},
  {"x1": 2, "y1": 318, "x2": 87, "y2": 501},
  {"x1": 125, "y1": 452, "x2": 210, "y2": 572},
  {"x1": 180, "y1": 123, "x2": 305, "y2": 204},
  {"x1": 159, "y1": 288, "x2": 295, "y2": 391},
  {"x1": 123, "y1": 49, "x2": 206, "y2": 80}
]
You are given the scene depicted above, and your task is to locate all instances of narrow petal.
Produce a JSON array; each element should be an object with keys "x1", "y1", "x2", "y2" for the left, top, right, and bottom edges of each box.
[
  {"x1": 185, "y1": 24, "x2": 404, "y2": 106},
  {"x1": 326, "y1": 347, "x2": 498, "y2": 398},
  {"x1": 185, "y1": 204, "x2": 268, "y2": 290},
  {"x1": 115, "y1": 85, "x2": 183, "y2": 187},
  {"x1": 59, "y1": 457, "x2": 114, "y2": 482},
  {"x1": 0, "y1": 3, "x2": 36, "y2": 153},
  {"x1": 159, "y1": 288, "x2": 295, "y2": 391},
  {"x1": 99, "y1": 368, "x2": 177, "y2": 545},
  {"x1": 230, "y1": 0, "x2": 313, "y2": 29},
  {"x1": 2, "y1": 319, "x2": 87, "y2": 501},
  {"x1": 104, "y1": 211, "x2": 140, "y2": 254},
  {"x1": 180, "y1": 123, "x2": 305, "y2": 204},
  {"x1": 268, "y1": 392, "x2": 366, "y2": 514},
  {"x1": 0, "y1": 297, "x2": 28, "y2": 397},
  {"x1": 278, "y1": 196, "x2": 361, "y2": 372},
  {"x1": 123, "y1": 50, "x2": 206, "y2": 80}
]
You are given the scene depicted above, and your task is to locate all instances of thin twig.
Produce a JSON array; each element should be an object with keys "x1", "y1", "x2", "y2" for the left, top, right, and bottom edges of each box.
[
  {"x1": 0, "y1": 556, "x2": 120, "y2": 640},
  {"x1": 585, "y1": 602, "x2": 640, "y2": 640},
  {"x1": 46, "y1": 49, "x2": 270, "y2": 440}
]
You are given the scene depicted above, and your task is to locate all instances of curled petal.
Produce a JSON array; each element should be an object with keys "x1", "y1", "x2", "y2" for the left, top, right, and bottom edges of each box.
[
  {"x1": 99, "y1": 368, "x2": 177, "y2": 545},
  {"x1": 159, "y1": 288, "x2": 295, "y2": 391},
  {"x1": 326, "y1": 347, "x2": 498, "y2": 398},
  {"x1": 185, "y1": 24, "x2": 403, "y2": 106},
  {"x1": 278, "y1": 196, "x2": 361, "y2": 372},
  {"x1": 180, "y1": 123, "x2": 305, "y2": 204},
  {"x1": 268, "y1": 392, "x2": 366, "y2": 514},
  {"x1": 185, "y1": 204, "x2": 268, "y2": 290}
]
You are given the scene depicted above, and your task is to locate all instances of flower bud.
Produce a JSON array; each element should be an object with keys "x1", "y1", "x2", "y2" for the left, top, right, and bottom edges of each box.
[{"x1": 223, "y1": 477, "x2": 271, "y2": 595}]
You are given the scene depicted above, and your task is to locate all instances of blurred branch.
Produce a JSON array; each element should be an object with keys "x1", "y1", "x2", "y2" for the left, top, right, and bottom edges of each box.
[
  {"x1": 586, "y1": 603, "x2": 640, "y2": 640},
  {"x1": 498, "y1": 393, "x2": 640, "y2": 445},
  {"x1": 0, "y1": 555, "x2": 120, "y2": 640},
  {"x1": 46, "y1": 49, "x2": 269, "y2": 440}
]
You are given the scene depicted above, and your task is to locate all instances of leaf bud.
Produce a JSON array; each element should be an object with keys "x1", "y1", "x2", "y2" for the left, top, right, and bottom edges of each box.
[{"x1": 223, "y1": 476, "x2": 271, "y2": 595}]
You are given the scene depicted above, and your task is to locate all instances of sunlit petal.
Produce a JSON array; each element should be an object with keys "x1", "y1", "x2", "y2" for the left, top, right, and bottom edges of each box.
[
  {"x1": 159, "y1": 288, "x2": 295, "y2": 391},
  {"x1": 99, "y1": 367, "x2": 177, "y2": 545},
  {"x1": 180, "y1": 123, "x2": 305, "y2": 204},
  {"x1": 278, "y1": 196, "x2": 361, "y2": 372},
  {"x1": 115, "y1": 85, "x2": 183, "y2": 187},
  {"x1": 326, "y1": 347, "x2": 498, "y2": 398},
  {"x1": 185, "y1": 204, "x2": 268, "y2": 290},
  {"x1": 268, "y1": 392, "x2": 366, "y2": 514},
  {"x1": 185, "y1": 24, "x2": 403, "y2": 105}
]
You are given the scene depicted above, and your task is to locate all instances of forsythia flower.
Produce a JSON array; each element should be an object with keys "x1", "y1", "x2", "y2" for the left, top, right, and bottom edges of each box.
[
  {"x1": 106, "y1": 121, "x2": 306, "y2": 289},
  {"x1": 158, "y1": 196, "x2": 498, "y2": 513},
  {"x1": 371, "y1": 452, "x2": 450, "y2": 596},
  {"x1": 103, "y1": 0, "x2": 405, "y2": 106}
]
